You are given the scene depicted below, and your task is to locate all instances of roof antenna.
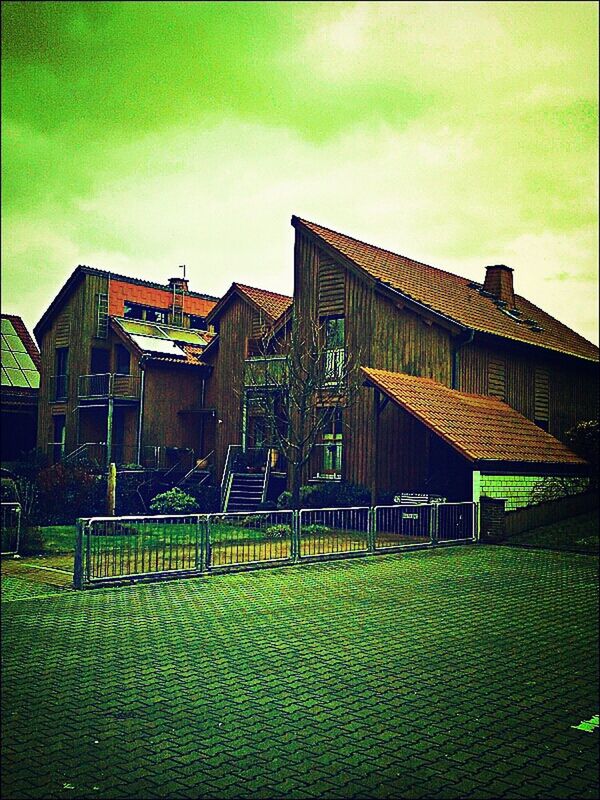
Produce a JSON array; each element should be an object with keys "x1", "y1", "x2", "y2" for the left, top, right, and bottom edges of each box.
[{"x1": 179, "y1": 264, "x2": 186, "y2": 279}]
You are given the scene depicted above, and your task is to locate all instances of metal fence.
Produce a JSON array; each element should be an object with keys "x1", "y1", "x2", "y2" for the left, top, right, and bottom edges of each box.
[
  {"x1": 75, "y1": 501, "x2": 478, "y2": 588},
  {"x1": 1, "y1": 503, "x2": 21, "y2": 556}
]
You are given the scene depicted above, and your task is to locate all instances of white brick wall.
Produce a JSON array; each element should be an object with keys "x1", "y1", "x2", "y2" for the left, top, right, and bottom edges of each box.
[{"x1": 478, "y1": 474, "x2": 589, "y2": 511}]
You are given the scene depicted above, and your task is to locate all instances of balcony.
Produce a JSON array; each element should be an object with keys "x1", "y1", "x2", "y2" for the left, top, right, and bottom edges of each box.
[
  {"x1": 244, "y1": 356, "x2": 287, "y2": 387},
  {"x1": 77, "y1": 373, "x2": 140, "y2": 402}
]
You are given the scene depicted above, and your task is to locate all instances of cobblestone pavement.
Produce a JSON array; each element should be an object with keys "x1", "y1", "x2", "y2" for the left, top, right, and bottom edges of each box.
[{"x1": 2, "y1": 546, "x2": 598, "y2": 799}]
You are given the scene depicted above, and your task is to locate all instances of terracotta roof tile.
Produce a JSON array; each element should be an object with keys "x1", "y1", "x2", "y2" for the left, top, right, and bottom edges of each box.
[
  {"x1": 296, "y1": 218, "x2": 599, "y2": 362},
  {"x1": 362, "y1": 367, "x2": 586, "y2": 465},
  {"x1": 234, "y1": 283, "x2": 292, "y2": 321}
]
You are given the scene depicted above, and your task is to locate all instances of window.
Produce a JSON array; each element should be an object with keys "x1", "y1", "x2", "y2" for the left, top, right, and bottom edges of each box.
[
  {"x1": 54, "y1": 347, "x2": 69, "y2": 400},
  {"x1": 124, "y1": 302, "x2": 166, "y2": 324},
  {"x1": 52, "y1": 414, "x2": 66, "y2": 462},
  {"x1": 115, "y1": 344, "x2": 131, "y2": 375},
  {"x1": 318, "y1": 408, "x2": 343, "y2": 477},
  {"x1": 323, "y1": 316, "x2": 345, "y2": 384},
  {"x1": 90, "y1": 347, "x2": 110, "y2": 374},
  {"x1": 189, "y1": 315, "x2": 207, "y2": 330}
]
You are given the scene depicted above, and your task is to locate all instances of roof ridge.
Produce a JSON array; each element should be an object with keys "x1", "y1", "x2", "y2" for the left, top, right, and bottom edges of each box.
[
  {"x1": 295, "y1": 216, "x2": 471, "y2": 285},
  {"x1": 79, "y1": 265, "x2": 220, "y2": 302},
  {"x1": 233, "y1": 281, "x2": 292, "y2": 300}
]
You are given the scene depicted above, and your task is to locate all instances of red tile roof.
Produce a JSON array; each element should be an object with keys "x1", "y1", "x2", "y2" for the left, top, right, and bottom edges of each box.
[
  {"x1": 295, "y1": 218, "x2": 599, "y2": 362},
  {"x1": 234, "y1": 283, "x2": 293, "y2": 321},
  {"x1": 143, "y1": 344, "x2": 209, "y2": 367},
  {"x1": 362, "y1": 367, "x2": 586, "y2": 464}
]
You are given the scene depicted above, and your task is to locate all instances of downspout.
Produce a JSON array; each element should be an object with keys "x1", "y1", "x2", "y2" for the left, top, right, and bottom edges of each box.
[
  {"x1": 136, "y1": 356, "x2": 147, "y2": 465},
  {"x1": 452, "y1": 328, "x2": 475, "y2": 389}
]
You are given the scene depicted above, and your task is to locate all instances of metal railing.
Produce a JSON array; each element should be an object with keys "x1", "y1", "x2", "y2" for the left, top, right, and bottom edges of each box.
[
  {"x1": 299, "y1": 507, "x2": 370, "y2": 557},
  {"x1": 244, "y1": 356, "x2": 287, "y2": 387},
  {"x1": 74, "y1": 501, "x2": 478, "y2": 588},
  {"x1": 78, "y1": 373, "x2": 140, "y2": 400},
  {"x1": 1, "y1": 503, "x2": 21, "y2": 556}
]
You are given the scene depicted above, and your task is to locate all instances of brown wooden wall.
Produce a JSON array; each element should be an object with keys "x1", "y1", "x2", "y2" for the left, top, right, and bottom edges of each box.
[
  {"x1": 457, "y1": 336, "x2": 599, "y2": 442},
  {"x1": 293, "y1": 231, "x2": 455, "y2": 494},
  {"x1": 37, "y1": 273, "x2": 109, "y2": 456},
  {"x1": 142, "y1": 365, "x2": 204, "y2": 455},
  {"x1": 203, "y1": 295, "x2": 261, "y2": 479}
]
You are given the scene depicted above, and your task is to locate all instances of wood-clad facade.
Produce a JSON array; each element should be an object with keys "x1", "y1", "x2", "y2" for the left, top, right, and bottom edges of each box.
[
  {"x1": 35, "y1": 267, "x2": 218, "y2": 470},
  {"x1": 291, "y1": 221, "x2": 599, "y2": 499}
]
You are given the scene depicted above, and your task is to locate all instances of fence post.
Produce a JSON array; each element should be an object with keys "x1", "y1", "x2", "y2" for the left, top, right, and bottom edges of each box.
[
  {"x1": 205, "y1": 515, "x2": 212, "y2": 571},
  {"x1": 368, "y1": 507, "x2": 376, "y2": 554},
  {"x1": 15, "y1": 505, "x2": 22, "y2": 555},
  {"x1": 292, "y1": 510, "x2": 300, "y2": 562},
  {"x1": 73, "y1": 518, "x2": 84, "y2": 589},
  {"x1": 430, "y1": 504, "x2": 439, "y2": 546}
]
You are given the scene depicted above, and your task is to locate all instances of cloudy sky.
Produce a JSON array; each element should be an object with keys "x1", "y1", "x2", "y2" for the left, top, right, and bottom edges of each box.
[{"x1": 2, "y1": 1, "x2": 598, "y2": 343}]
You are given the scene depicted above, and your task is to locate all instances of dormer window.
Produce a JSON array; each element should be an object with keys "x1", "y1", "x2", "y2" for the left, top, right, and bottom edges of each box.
[{"x1": 124, "y1": 302, "x2": 166, "y2": 324}]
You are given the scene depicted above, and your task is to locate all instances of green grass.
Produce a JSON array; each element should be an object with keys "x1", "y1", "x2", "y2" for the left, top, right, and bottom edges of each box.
[
  {"x1": 38, "y1": 525, "x2": 77, "y2": 553},
  {"x1": 506, "y1": 510, "x2": 599, "y2": 553},
  {"x1": 1, "y1": 547, "x2": 598, "y2": 799}
]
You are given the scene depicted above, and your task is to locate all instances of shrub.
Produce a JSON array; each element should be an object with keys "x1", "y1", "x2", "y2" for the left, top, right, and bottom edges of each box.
[
  {"x1": 277, "y1": 482, "x2": 370, "y2": 510},
  {"x1": 264, "y1": 524, "x2": 292, "y2": 539},
  {"x1": 149, "y1": 488, "x2": 199, "y2": 514},
  {"x1": 240, "y1": 514, "x2": 263, "y2": 529},
  {"x1": 302, "y1": 524, "x2": 330, "y2": 536},
  {"x1": 35, "y1": 464, "x2": 104, "y2": 525},
  {"x1": 1, "y1": 477, "x2": 18, "y2": 503},
  {"x1": 115, "y1": 472, "x2": 148, "y2": 516}
]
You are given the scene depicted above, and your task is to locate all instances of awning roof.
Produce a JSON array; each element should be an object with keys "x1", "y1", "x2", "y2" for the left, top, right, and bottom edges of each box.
[{"x1": 362, "y1": 367, "x2": 586, "y2": 465}]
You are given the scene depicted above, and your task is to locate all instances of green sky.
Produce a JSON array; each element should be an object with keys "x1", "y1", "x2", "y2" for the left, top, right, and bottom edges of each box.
[{"x1": 2, "y1": 1, "x2": 598, "y2": 343}]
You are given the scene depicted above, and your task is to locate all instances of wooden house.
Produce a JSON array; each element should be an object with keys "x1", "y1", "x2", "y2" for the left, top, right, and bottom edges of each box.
[
  {"x1": 288, "y1": 217, "x2": 598, "y2": 508},
  {"x1": 33, "y1": 267, "x2": 218, "y2": 472},
  {"x1": 1, "y1": 315, "x2": 41, "y2": 462}
]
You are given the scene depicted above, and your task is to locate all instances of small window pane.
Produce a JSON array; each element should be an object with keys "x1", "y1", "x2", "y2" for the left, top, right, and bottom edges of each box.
[
  {"x1": 1, "y1": 319, "x2": 16, "y2": 335},
  {"x1": 1, "y1": 367, "x2": 11, "y2": 385}
]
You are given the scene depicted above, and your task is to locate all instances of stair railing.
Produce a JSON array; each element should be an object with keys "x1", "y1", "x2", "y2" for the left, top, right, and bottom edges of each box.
[
  {"x1": 261, "y1": 448, "x2": 272, "y2": 505},
  {"x1": 220, "y1": 445, "x2": 240, "y2": 511},
  {"x1": 176, "y1": 451, "x2": 214, "y2": 487}
]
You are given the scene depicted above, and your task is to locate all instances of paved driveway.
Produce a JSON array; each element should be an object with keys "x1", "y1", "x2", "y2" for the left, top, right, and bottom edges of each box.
[{"x1": 2, "y1": 546, "x2": 598, "y2": 799}]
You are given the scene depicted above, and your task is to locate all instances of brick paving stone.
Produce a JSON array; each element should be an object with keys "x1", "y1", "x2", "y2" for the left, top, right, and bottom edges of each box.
[{"x1": 2, "y1": 547, "x2": 598, "y2": 799}]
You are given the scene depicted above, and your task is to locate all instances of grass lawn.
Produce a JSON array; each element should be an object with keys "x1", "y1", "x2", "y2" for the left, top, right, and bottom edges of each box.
[
  {"x1": 506, "y1": 510, "x2": 599, "y2": 554},
  {"x1": 2, "y1": 546, "x2": 598, "y2": 800}
]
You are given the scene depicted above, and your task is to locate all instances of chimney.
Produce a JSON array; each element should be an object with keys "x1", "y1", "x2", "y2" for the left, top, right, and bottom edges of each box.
[
  {"x1": 483, "y1": 264, "x2": 515, "y2": 307},
  {"x1": 168, "y1": 276, "x2": 189, "y2": 293}
]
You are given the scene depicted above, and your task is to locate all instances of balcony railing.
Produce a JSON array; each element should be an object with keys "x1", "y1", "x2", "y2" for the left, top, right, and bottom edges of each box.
[
  {"x1": 244, "y1": 356, "x2": 287, "y2": 387},
  {"x1": 50, "y1": 374, "x2": 69, "y2": 402},
  {"x1": 78, "y1": 373, "x2": 140, "y2": 400},
  {"x1": 324, "y1": 348, "x2": 345, "y2": 385}
]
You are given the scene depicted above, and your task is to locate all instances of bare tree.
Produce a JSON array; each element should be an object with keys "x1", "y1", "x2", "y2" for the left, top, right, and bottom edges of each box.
[{"x1": 243, "y1": 313, "x2": 364, "y2": 508}]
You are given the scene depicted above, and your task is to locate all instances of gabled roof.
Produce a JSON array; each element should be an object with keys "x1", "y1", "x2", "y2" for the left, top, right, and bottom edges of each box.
[
  {"x1": 294, "y1": 217, "x2": 599, "y2": 363},
  {"x1": 34, "y1": 265, "x2": 219, "y2": 341},
  {"x1": 207, "y1": 282, "x2": 292, "y2": 324},
  {"x1": 362, "y1": 367, "x2": 585, "y2": 465}
]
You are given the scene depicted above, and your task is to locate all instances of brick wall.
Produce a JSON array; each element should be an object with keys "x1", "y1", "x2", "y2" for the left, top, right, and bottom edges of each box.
[{"x1": 479, "y1": 473, "x2": 589, "y2": 511}]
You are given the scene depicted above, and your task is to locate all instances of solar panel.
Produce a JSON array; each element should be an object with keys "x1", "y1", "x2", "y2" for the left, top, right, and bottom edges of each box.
[
  {"x1": 14, "y1": 352, "x2": 36, "y2": 370},
  {"x1": 1, "y1": 318, "x2": 16, "y2": 335},
  {"x1": 1, "y1": 350, "x2": 18, "y2": 369},
  {"x1": 163, "y1": 328, "x2": 207, "y2": 345},
  {"x1": 130, "y1": 335, "x2": 187, "y2": 356},
  {"x1": 2, "y1": 366, "x2": 29, "y2": 387},
  {"x1": 3, "y1": 333, "x2": 27, "y2": 353},
  {"x1": 118, "y1": 319, "x2": 169, "y2": 338},
  {"x1": 24, "y1": 370, "x2": 40, "y2": 388},
  {"x1": 1, "y1": 317, "x2": 40, "y2": 389}
]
